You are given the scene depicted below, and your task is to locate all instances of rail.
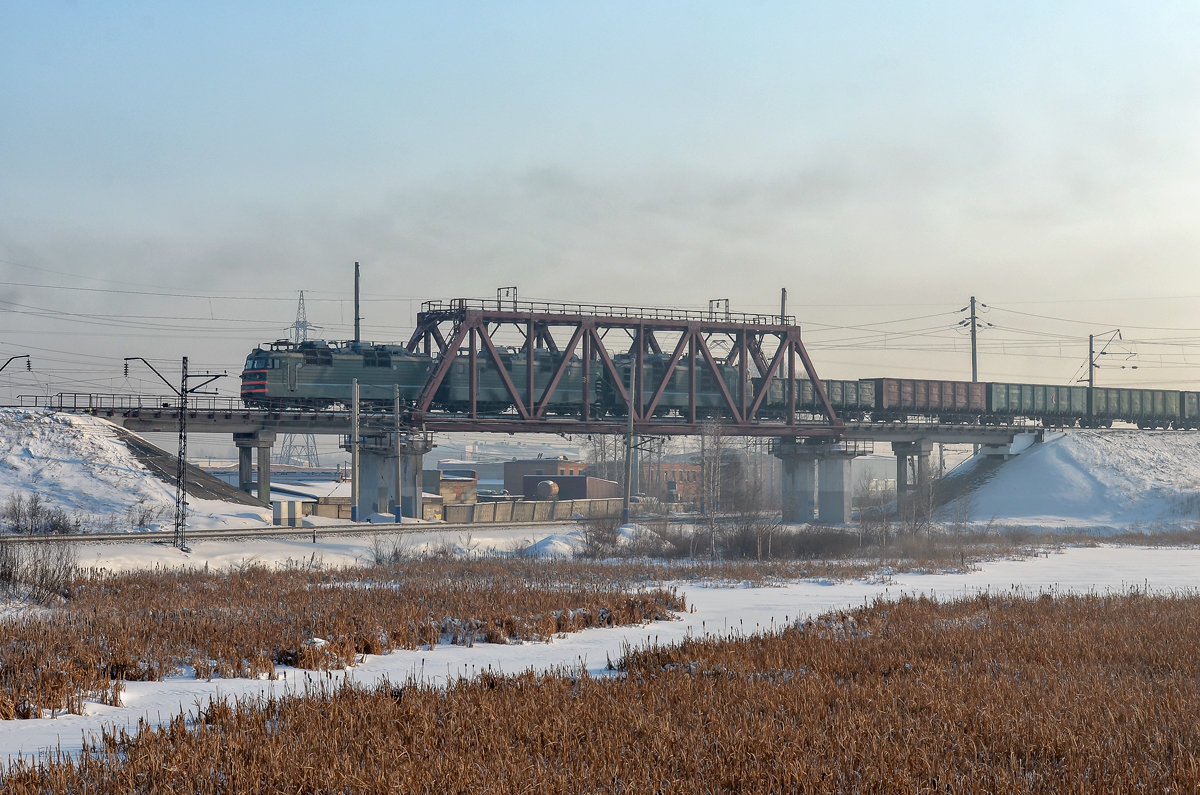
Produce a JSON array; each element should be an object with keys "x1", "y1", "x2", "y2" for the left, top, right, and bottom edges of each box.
[
  {"x1": 0, "y1": 519, "x2": 584, "y2": 546},
  {"x1": 420, "y1": 298, "x2": 795, "y2": 327}
]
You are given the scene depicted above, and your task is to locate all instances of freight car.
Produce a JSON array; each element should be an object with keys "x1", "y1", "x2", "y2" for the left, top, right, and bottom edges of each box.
[
  {"x1": 861, "y1": 378, "x2": 1200, "y2": 429},
  {"x1": 753, "y1": 377, "x2": 874, "y2": 421}
]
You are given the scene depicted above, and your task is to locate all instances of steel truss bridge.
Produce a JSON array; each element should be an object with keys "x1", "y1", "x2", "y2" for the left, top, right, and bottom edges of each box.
[
  {"x1": 11, "y1": 301, "x2": 1077, "y2": 446},
  {"x1": 401, "y1": 298, "x2": 842, "y2": 436},
  {"x1": 24, "y1": 299, "x2": 854, "y2": 438}
]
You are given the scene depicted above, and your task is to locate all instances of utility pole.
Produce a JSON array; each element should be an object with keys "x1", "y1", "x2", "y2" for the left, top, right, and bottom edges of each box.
[
  {"x1": 1087, "y1": 329, "x2": 1130, "y2": 389},
  {"x1": 124, "y1": 356, "x2": 224, "y2": 550},
  {"x1": 176, "y1": 357, "x2": 187, "y2": 547},
  {"x1": 1088, "y1": 334, "x2": 1094, "y2": 390},
  {"x1": 969, "y1": 296, "x2": 978, "y2": 383},
  {"x1": 959, "y1": 297, "x2": 987, "y2": 381},
  {"x1": 351, "y1": 378, "x2": 360, "y2": 522},
  {"x1": 959, "y1": 298, "x2": 985, "y2": 455},
  {"x1": 394, "y1": 384, "x2": 403, "y2": 521},
  {"x1": 354, "y1": 262, "x2": 362, "y2": 344},
  {"x1": 621, "y1": 361, "x2": 635, "y2": 524}
]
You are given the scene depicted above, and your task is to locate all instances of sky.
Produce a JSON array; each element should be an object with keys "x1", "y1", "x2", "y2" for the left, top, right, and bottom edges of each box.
[{"x1": 3, "y1": 0, "x2": 1200, "y2": 414}]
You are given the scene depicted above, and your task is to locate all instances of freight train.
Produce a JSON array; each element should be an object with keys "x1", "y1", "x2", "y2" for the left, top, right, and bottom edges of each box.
[{"x1": 240, "y1": 339, "x2": 1200, "y2": 429}]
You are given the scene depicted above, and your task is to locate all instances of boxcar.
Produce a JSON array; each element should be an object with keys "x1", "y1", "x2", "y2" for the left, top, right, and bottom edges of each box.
[
  {"x1": 1091, "y1": 387, "x2": 1179, "y2": 428},
  {"x1": 988, "y1": 383, "x2": 1087, "y2": 425},
  {"x1": 869, "y1": 378, "x2": 985, "y2": 421}
]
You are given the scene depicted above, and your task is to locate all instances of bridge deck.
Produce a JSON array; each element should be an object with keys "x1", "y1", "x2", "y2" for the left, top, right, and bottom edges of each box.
[{"x1": 18, "y1": 393, "x2": 1047, "y2": 444}]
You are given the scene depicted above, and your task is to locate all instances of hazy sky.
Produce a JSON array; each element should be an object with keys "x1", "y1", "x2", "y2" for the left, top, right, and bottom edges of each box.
[{"x1": 3, "y1": 0, "x2": 1200, "y2": 407}]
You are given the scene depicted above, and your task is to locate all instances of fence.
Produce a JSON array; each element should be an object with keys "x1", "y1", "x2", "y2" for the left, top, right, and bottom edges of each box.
[{"x1": 442, "y1": 498, "x2": 624, "y2": 525}]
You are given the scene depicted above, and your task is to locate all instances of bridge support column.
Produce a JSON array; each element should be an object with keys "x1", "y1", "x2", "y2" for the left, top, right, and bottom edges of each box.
[
  {"x1": 777, "y1": 442, "x2": 817, "y2": 524},
  {"x1": 892, "y1": 440, "x2": 934, "y2": 519},
  {"x1": 350, "y1": 431, "x2": 435, "y2": 521},
  {"x1": 775, "y1": 439, "x2": 860, "y2": 524},
  {"x1": 233, "y1": 431, "x2": 276, "y2": 505},
  {"x1": 818, "y1": 455, "x2": 855, "y2": 525},
  {"x1": 237, "y1": 445, "x2": 253, "y2": 493}
]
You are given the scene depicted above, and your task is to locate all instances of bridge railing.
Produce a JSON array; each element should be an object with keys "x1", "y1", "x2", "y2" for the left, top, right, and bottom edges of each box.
[
  {"x1": 18, "y1": 393, "x2": 248, "y2": 413},
  {"x1": 420, "y1": 298, "x2": 794, "y2": 326}
]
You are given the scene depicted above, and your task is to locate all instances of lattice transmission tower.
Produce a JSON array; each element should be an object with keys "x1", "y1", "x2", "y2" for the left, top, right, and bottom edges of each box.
[{"x1": 275, "y1": 291, "x2": 321, "y2": 468}]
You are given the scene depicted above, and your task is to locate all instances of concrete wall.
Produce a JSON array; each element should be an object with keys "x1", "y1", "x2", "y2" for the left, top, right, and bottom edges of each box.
[{"x1": 442, "y1": 497, "x2": 623, "y2": 524}]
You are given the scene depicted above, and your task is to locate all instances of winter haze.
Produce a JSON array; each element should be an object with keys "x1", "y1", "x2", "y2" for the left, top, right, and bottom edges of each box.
[{"x1": 2, "y1": 1, "x2": 1199, "y2": 409}]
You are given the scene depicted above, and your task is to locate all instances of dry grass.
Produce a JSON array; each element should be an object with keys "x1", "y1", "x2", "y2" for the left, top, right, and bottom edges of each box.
[
  {"x1": 0, "y1": 559, "x2": 684, "y2": 720},
  {"x1": 5, "y1": 590, "x2": 1200, "y2": 792}
]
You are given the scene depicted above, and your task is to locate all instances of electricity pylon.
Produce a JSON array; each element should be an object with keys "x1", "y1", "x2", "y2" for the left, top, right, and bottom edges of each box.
[{"x1": 275, "y1": 291, "x2": 322, "y2": 468}]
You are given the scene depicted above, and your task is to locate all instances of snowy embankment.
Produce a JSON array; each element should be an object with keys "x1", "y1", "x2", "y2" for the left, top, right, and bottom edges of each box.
[
  {"x1": 0, "y1": 408, "x2": 270, "y2": 533},
  {"x1": 936, "y1": 429, "x2": 1200, "y2": 533}
]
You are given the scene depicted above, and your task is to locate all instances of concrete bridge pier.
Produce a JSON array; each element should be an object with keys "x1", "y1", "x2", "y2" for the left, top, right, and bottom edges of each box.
[
  {"x1": 892, "y1": 439, "x2": 934, "y2": 517},
  {"x1": 352, "y1": 432, "x2": 435, "y2": 520},
  {"x1": 233, "y1": 431, "x2": 276, "y2": 505},
  {"x1": 775, "y1": 439, "x2": 858, "y2": 524},
  {"x1": 777, "y1": 440, "x2": 817, "y2": 523},
  {"x1": 818, "y1": 454, "x2": 855, "y2": 525}
]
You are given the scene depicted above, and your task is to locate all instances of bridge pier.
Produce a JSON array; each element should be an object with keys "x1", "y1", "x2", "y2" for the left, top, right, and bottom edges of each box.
[
  {"x1": 775, "y1": 439, "x2": 859, "y2": 524},
  {"x1": 349, "y1": 431, "x2": 435, "y2": 520},
  {"x1": 892, "y1": 440, "x2": 934, "y2": 518},
  {"x1": 233, "y1": 431, "x2": 276, "y2": 505}
]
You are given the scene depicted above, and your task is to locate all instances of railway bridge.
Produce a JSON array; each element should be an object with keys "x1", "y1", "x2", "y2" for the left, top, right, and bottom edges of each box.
[
  {"x1": 16, "y1": 297, "x2": 1056, "y2": 524},
  {"x1": 22, "y1": 391, "x2": 1038, "y2": 524}
]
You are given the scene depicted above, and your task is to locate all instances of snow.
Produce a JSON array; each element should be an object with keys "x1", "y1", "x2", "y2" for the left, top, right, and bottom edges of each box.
[
  {"x1": 0, "y1": 408, "x2": 271, "y2": 533},
  {"x1": 5, "y1": 411, "x2": 1200, "y2": 766},
  {"x1": 937, "y1": 430, "x2": 1200, "y2": 532},
  {"x1": 4, "y1": 540, "x2": 1200, "y2": 767}
]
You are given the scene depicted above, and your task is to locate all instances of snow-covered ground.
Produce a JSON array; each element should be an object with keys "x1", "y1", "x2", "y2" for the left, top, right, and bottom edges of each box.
[
  {"x1": 937, "y1": 430, "x2": 1200, "y2": 532},
  {"x1": 3, "y1": 540, "x2": 1200, "y2": 767},
  {"x1": 0, "y1": 409, "x2": 271, "y2": 533},
  {"x1": 5, "y1": 409, "x2": 1200, "y2": 766}
]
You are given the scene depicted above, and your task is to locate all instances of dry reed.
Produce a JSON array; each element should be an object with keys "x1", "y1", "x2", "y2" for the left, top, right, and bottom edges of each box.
[
  {"x1": 5, "y1": 590, "x2": 1200, "y2": 792},
  {"x1": 0, "y1": 558, "x2": 684, "y2": 719}
]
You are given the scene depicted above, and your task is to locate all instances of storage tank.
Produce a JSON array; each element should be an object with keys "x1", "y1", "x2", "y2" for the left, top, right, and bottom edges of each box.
[{"x1": 535, "y1": 480, "x2": 560, "y2": 500}]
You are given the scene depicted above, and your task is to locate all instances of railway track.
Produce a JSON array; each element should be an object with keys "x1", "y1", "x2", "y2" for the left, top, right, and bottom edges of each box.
[{"x1": 0, "y1": 520, "x2": 577, "y2": 546}]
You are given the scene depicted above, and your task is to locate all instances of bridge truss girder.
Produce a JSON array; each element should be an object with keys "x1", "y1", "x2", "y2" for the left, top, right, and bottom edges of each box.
[{"x1": 404, "y1": 300, "x2": 843, "y2": 437}]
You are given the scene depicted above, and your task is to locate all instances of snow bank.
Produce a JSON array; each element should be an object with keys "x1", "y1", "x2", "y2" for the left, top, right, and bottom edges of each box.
[
  {"x1": 937, "y1": 430, "x2": 1200, "y2": 532},
  {"x1": 0, "y1": 408, "x2": 270, "y2": 533}
]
